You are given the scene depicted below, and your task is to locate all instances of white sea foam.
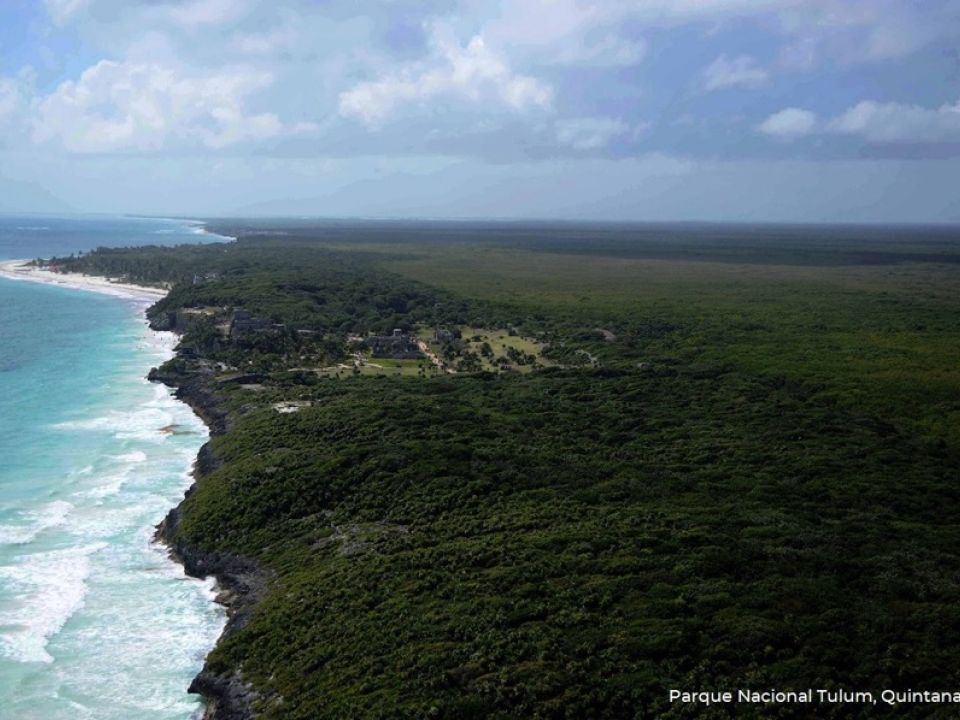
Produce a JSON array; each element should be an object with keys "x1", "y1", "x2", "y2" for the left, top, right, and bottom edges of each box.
[
  {"x1": 0, "y1": 501, "x2": 74, "y2": 545},
  {"x1": 52, "y1": 405, "x2": 177, "y2": 441},
  {"x1": 72, "y1": 499, "x2": 166, "y2": 539},
  {"x1": 110, "y1": 451, "x2": 147, "y2": 464},
  {"x1": 81, "y1": 451, "x2": 148, "y2": 499},
  {"x1": 0, "y1": 542, "x2": 106, "y2": 663},
  {"x1": 81, "y1": 471, "x2": 133, "y2": 500}
]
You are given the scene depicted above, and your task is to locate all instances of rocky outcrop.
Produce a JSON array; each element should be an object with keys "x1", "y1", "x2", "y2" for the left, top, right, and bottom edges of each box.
[
  {"x1": 156, "y1": 505, "x2": 267, "y2": 720},
  {"x1": 156, "y1": 509, "x2": 266, "y2": 636},
  {"x1": 189, "y1": 670, "x2": 260, "y2": 720},
  {"x1": 150, "y1": 342, "x2": 264, "y2": 719},
  {"x1": 148, "y1": 364, "x2": 231, "y2": 435}
]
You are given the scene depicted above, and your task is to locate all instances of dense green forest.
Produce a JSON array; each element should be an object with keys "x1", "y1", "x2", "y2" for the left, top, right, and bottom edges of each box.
[{"x1": 48, "y1": 222, "x2": 960, "y2": 718}]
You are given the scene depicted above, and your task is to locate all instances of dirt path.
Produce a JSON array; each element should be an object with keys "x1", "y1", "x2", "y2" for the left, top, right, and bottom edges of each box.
[{"x1": 417, "y1": 340, "x2": 454, "y2": 373}]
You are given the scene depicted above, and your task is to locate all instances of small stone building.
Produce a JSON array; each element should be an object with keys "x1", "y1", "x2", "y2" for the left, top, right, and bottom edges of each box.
[
  {"x1": 434, "y1": 326, "x2": 459, "y2": 343},
  {"x1": 229, "y1": 309, "x2": 271, "y2": 338},
  {"x1": 365, "y1": 329, "x2": 422, "y2": 359},
  {"x1": 173, "y1": 307, "x2": 220, "y2": 333}
]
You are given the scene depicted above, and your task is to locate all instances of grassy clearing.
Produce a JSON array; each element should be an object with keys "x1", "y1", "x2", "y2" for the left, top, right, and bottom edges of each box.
[
  {"x1": 419, "y1": 325, "x2": 555, "y2": 374},
  {"x1": 359, "y1": 357, "x2": 434, "y2": 378},
  {"x1": 310, "y1": 358, "x2": 441, "y2": 379}
]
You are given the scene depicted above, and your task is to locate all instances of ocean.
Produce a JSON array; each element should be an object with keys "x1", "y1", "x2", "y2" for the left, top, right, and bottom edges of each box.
[{"x1": 0, "y1": 216, "x2": 226, "y2": 719}]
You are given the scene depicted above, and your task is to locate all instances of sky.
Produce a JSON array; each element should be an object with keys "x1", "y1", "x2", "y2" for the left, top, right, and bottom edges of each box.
[{"x1": 0, "y1": 0, "x2": 959, "y2": 222}]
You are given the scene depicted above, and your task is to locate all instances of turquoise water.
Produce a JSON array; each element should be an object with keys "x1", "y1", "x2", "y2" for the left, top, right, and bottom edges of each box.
[{"x1": 0, "y1": 217, "x2": 226, "y2": 719}]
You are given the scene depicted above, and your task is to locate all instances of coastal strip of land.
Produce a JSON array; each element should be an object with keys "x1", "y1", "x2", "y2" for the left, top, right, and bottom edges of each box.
[{"x1": 0, "y1": 259, "x2": 169, "y2": 302}]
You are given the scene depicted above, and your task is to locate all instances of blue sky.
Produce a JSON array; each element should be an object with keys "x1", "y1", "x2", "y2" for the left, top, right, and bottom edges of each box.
[{"x1": 0, "y1": 0, "x2": 959, "y2": 221}]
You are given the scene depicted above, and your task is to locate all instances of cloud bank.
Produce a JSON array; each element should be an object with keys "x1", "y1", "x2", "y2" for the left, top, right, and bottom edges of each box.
[{"x1": 0, "y1": 0, "x2": 957, "y2": 219}]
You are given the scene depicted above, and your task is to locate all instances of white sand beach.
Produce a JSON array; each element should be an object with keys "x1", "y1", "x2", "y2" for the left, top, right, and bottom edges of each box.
[{"x1": 0, "y1": 260, "x2": 169, "y2": 302}]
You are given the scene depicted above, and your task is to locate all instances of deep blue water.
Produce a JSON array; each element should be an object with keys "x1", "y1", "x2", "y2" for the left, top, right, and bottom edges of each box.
[
  {"x1": 0, "y1": 216, "x2": 226, "y2": 719},
  {"x1": 0, "y1": 215, "x2": 214, "y2": 261}
]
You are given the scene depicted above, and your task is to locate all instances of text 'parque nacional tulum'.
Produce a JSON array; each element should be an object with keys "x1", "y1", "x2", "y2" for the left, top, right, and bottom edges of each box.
[{"x1": 670, "y1": 689, "x2": 960, "y2": 706}]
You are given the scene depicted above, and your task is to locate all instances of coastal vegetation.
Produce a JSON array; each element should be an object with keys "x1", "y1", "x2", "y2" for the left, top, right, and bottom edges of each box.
[{"x1": 46, "y1": 222, "x2": 960, "y2": 718}]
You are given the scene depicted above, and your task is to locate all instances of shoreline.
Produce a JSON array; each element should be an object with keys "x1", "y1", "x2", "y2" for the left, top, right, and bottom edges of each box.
[
  {"x1": 149, "y1": 356, "x2": 262, "y2": 720},
  {"x1": 0, "y1": 260, "x2": 170, "y2": 303},
  {"x1": 0, "y1": 259, "x2": 243, "y2": 719}
]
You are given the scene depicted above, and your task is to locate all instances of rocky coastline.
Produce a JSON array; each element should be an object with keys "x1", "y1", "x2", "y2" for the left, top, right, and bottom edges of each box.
[{"x1": 149, "y1": 324, "x2": 266, "y2": 720}]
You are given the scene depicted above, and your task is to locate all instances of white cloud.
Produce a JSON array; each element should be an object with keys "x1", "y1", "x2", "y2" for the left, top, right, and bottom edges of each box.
[
  {"x1": 31, "y1": 60, "x2": 284, "y2": 152},
  {"x1": 338, "y1": 26, "x2": 552, "y2": 126},
  {"x1": 758, "y1": 97, "x2": 960, "y2": 148},
  {"x1": 483, "y1": 1, "x2": 647, "y2": 66},
  {"x1": 484, "y1": 0, "x2": 960, "y2": 69},
  {"x1": 233, "y1": 25, "x2": 299, "y2": 55},
  {"x1": 703, "y1": 55, "x2": 768, "y2": 90},
  {"x1": 555, "y1": 116, "x2": 630, "y2": 150},
  {"x1": 555, "y1": 34, "x2": 647, "y2": 67},
  {"x1": 775, "y1": 0, "x2": 960, "y2": 65},
  {"x1": 0, "y1": 69, "x2": 36, "y2": 131},
  {"x1": 758, "y1": 107, "x2": 817, "y2": 139},
  {"x1": 44, "y1": 0, "x2": 90, "y2": 26},
  {"x1": 0, "y1": 78, "x2": 20, "y2": 124},
  {"x1": 166, "y1": 0, "x2": 251, "y2": 30},
  {"x1": 484, "y1": 0, "x2": 609, "y2": 51},
  {"x1": 491, "y1": 0, "x2": 793, "y2": 32},
  {"x1": 829, "y1": 98, "x2": 960, "y2": 143},
  {"x1": 625, "y1": 0, "x2": 795, "y2": 23}
]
